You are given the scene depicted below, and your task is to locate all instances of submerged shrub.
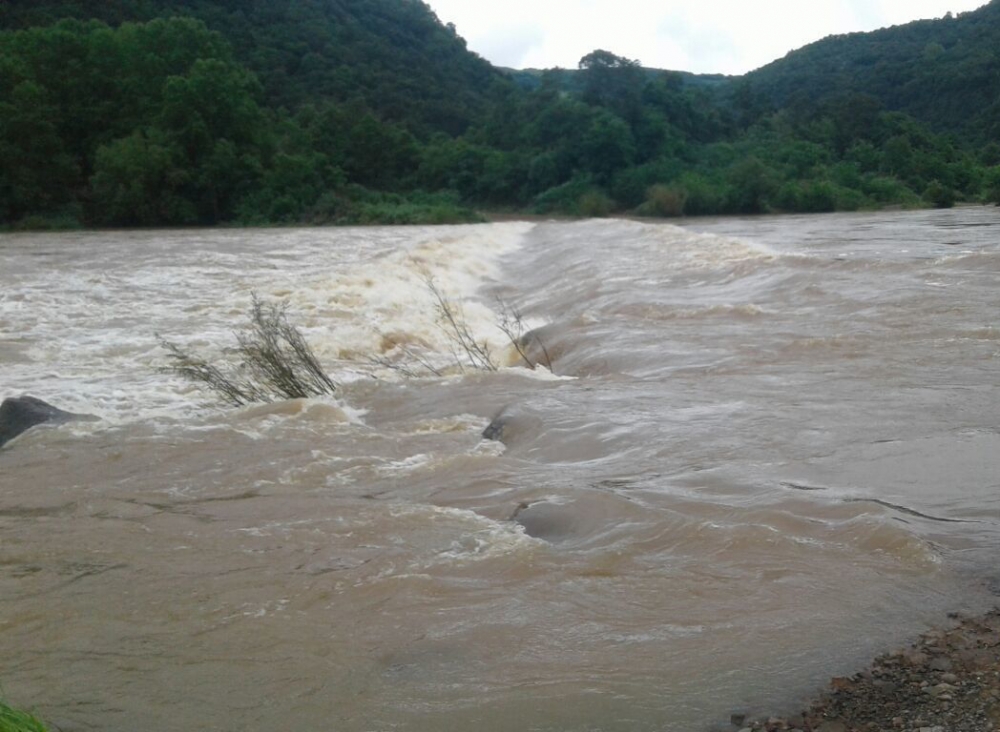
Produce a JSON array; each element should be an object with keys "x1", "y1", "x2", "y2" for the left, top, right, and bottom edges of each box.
[{"x1": 160, "y1": 294, "x2": 337, "y2": 406}]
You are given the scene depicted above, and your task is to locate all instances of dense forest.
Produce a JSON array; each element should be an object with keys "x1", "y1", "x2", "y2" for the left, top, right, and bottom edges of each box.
[{"x1": 1, "y1": 0, "x2": 998, "y2": 229}]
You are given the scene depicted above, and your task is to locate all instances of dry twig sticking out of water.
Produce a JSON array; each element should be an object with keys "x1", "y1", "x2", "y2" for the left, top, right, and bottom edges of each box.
[
  {"x1": 163, "y1": 286, "x2": 553, "y2": 405},
  {"x1": 159, "y1": 293, "x2": 337, "y2": 406}
]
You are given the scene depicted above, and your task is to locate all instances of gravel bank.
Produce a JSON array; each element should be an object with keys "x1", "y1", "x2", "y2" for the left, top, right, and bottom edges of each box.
[{"x1": 733, "y1": 609, "x2": 1000, "y2": 732}]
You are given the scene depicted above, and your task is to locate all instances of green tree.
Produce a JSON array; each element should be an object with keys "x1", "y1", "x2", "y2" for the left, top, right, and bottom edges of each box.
[
  {"x1": 580, "y1": 110, "x2": 636, "y2": 183},
  {"x1": 0, "y1": 80, "x2": 79, "y2": 221},
  {"x1": 727, "y1": 156, "x2": 777, "y2": 213},
  {"x1": 578, "y1": 49, "x2": 644, "y2": 122},
  {"x1": 90, "y1": 129, "x2": 193, "y2": 226}
]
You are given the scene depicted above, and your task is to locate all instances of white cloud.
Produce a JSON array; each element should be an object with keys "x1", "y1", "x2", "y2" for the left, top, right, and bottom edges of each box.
[
  {"x1": 427, "y1": 0, "x2": 987, "y2": 74},
  {"x1": 473, "y1": 24, "x2": 546, "y2": 68}
]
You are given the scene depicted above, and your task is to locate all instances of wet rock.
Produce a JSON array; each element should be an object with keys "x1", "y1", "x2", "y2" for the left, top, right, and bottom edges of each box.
[
  {"x1": 480, "y1": 406, "x2": 542, "y2": 447},
  {"x1": 730, "y1": 712, "x2": 747, "y2": 727},
  {"x1": 926, "y1": 683, "x2": 957, "y2": 698},
  {"x1": 0, "y1": 395, "x2": 97, "y2": 449},
  {"x1": 510, "y1": 501, "x2": 574, "y2": 542},
  {"x1": 784, "y1": 713, "x2": 804, "y2": 730},
  {"x1": 481, "y1": 410, "x2": 507, "y2": 442},
  {"x1": 929, "y1": 655, "x2": 953, "y2": 672},
  {"x1": 902, "y1": 650, "x2": 929, "y2": 667},
  {"x1": 815, "y1": 720, "x2": 848, "y2": 732}
]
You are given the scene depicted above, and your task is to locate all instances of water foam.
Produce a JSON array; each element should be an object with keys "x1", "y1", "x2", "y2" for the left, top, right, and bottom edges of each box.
[{"x1": 0, "y1": 223, "x2": 534, "y2": 424}]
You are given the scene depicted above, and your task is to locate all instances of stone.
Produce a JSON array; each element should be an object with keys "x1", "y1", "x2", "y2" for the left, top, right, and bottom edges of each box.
[
  {"x1": 0, "y1": 395, "x2": 97, "y2": 449},
  {"x1": 929, "y1": 655, "x2": 953, "y2": 672},
  {"x1": 926, "y1": 683, "x2": 957, "y2": 697},
  {"x1": 815, "y1": 720, "x2": 848, "y2": 732},
  {"x1": 731, "y1": 713, "x2": 747, "y2": 727},
  {"x1": 480, "y1": 406, "x2": 542, "y2": 446},
  {"x1": 831, "y1": 677, "x2": 855, "y2": 692},
  {"x1": 785, "y1": 714, "x2": 805, "y2": 730},
  {"x1": 510, "y1": 501, "x2": 575, "y2": 542}
]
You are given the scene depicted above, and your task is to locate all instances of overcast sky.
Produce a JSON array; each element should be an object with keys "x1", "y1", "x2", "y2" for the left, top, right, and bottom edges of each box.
[{"x1": 426, "y1": 0, "x2": 987, "y2": 75}]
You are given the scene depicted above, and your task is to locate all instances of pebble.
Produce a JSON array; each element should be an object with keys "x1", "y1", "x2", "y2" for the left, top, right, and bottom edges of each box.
[
  {"x1": 814, "y1": 721, "x2": 847, "y2": 732},
  {"x1": 929, "y1": 656, "x2": 953, "y2": 672},
  {"x1": 925, "y1": 683, "x2": 956, "y2": 697}
]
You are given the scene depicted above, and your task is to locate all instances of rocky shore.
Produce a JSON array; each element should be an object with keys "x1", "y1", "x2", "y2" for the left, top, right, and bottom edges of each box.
[{"x1": 733, "y1": 609, "x2": 1000, "y2": 732}]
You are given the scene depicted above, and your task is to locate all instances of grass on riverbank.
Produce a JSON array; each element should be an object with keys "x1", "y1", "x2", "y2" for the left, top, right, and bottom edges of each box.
[{"x1": 0, "y1": 699, "x2": 49, "y2": 732}]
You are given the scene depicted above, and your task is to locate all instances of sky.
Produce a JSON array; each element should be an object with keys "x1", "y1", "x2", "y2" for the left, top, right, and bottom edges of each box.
[{"x1": 426, "y1": 0, "x2": 987, "y2": 76}]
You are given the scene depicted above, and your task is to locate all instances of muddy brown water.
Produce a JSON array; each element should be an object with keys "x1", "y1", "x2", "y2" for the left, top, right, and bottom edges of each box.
[{"x1": 2, "y1": 209, "x2": 999, "y2": 731}]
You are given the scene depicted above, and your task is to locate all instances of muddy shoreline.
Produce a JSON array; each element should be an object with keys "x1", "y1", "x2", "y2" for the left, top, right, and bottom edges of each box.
[{"x1": 731, "y1": 608, "x2": 1000, "y2": 732}]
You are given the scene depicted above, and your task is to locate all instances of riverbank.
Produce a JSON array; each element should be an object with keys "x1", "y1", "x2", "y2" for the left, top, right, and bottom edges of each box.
[{"x1": 733, "y1": 608, "x2": 1000, "y2": 732}]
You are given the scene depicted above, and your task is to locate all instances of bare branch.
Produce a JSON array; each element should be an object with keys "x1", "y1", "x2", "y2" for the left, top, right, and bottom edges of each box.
[
  {"x1": 160, "y1": 293, "x2": 337, "y2": 406},
  {"x1": 494, "y1": 296, "x2": 554, "y2": 372},
  {"x1": 424, "y1": 276, "x2": 497, "y2": 372}
]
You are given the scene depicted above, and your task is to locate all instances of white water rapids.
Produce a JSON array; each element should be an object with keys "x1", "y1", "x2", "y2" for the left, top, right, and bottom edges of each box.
[{"x1": 2, "y1": 209, "x2": 999, "y2": 731}]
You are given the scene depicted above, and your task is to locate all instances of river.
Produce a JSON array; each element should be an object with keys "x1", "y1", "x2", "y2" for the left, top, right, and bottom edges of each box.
[{"x1": 2, "y1": 209, "x2": 999, "y2": 731}]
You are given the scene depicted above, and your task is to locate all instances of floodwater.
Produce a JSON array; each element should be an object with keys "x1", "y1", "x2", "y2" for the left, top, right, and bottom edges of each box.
[{"x1": 1, "y1": 209, "x2": 999, "y2": 731}]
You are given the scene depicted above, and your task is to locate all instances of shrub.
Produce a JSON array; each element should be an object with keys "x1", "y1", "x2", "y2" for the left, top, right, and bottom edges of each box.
[
  {"x1": 8, "y1": 209, "x2": 82, "y2": 231},
  {"x1": 0, "y1": 698, "x2": 49, "y2": 732},
  {"x1": 676, "y1": 173, "x2": 726, "y2": 216},
  {"x1": 832, "y1": 186, "x2": 868, "y2": 211},
  {"x1": 577, "y1": 190, "x2": 613, "y2": 217},
  {"x1": 923, "y1": 180, "x2": 956, "y2": 208},
  {"x1": 798, "y1": 180, "x2": 838, "y2": 213},
  {"x1": 638, "y1": 184, "x2": 687, "y2": 217},
  {"x1": 610, "y1": 159, "x2": 683, "y2": 208},
  {"x1": 532, "y1": 177, "x2": 595, "y2": 214},
  {"x1": 861, "y1": 175, "x2": 920, "y2": 205},
  {"x1": 982, "y1": 166, "x2": 1000, "y2": 205},
  {"x1": 773, "y1": 181, "x2": 803, "y2": 212}
]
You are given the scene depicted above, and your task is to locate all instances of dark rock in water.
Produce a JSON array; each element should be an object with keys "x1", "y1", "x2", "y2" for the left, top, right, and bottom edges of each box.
[
  {"x1": 0, "y1": 395, "x2": 97, "y2": 448},
  {"x1": 481, "y1": 406, "x2": 543, "y2": 447},
  {"x1": 482, "y1": 410, "x2": 508, "y2": 442},
  {"x1": 510, "y1": 501, "x2": 576, "y2": 543}
]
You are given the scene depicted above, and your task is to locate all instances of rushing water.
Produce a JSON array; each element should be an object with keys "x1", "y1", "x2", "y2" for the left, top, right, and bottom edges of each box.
[{"x1": 2, "y1": 209, "x2": 999, "y2": 732}]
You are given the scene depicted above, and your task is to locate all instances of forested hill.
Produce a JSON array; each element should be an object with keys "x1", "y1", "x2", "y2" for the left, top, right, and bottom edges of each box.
[
  {"x1": 744, "y1": 0, "x2": 1000, "y2": 140},
  {"x1": 504, "y1": 67, "x2": 731, "y2": 94},
  {"x1": 0, "y1": 0, "x2": 501, "y2": 135},
  {"x1": 2, "y1": 0, "x2": 999, "y2": 230}
]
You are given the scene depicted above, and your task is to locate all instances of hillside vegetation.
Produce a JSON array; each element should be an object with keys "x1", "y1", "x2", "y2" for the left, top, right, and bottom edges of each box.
[
  {"x1": 1, "y1": 0, "x2": 998, "y2": 229},
  {"x1": 745, "y1": 0, "x2": 1000, "y2": 140}
]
